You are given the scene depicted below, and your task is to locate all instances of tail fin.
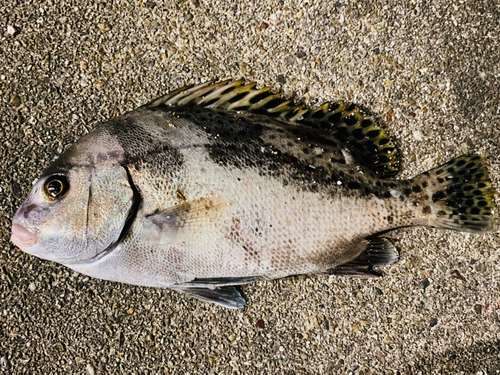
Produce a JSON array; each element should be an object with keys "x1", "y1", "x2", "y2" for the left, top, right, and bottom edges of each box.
[{"x1": 414, "y1": 154, "x2": 496, "y2": 233}]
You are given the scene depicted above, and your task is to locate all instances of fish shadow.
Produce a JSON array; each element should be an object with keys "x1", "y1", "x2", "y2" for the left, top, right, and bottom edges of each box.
[{"x1": 407, "y1": 340, "x2": 500, "y2": 373}]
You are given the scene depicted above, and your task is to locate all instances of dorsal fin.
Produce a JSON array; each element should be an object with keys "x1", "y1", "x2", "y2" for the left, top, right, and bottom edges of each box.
[
  {"x1": 304, "y1": 101, "x2": 399, "y2": 177},
  {"x1": 148, "y1": 80, "x2": 400, "y2": 177}
]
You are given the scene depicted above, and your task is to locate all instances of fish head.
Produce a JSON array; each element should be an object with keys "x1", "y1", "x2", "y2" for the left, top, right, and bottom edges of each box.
[{"x1": 11, "y1": 126, "x2": 135, "y2": 264}]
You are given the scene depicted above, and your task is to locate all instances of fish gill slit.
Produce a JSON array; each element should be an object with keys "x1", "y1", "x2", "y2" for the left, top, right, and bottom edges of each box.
[
  {"x1": 119, "y1": 165, "x2": 142, "y2": 244},
  {"x1": 85, "y1": 181, "x2": 92, "y2": 251}
]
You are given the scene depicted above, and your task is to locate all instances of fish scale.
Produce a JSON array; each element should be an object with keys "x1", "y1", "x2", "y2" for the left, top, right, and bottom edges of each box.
[{"x1": 11, "y1": 80, "x2": 496, "y2": 309}]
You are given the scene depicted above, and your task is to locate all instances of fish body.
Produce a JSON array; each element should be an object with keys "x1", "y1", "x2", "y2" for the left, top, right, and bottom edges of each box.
[{"x1": 11, "y1": 80, "x2": 496, "y2": 308}]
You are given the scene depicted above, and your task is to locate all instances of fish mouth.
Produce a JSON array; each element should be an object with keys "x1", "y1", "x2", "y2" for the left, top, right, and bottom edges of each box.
[{"x1": 11, "y1": 223, "x2": 38, "y2": 249}]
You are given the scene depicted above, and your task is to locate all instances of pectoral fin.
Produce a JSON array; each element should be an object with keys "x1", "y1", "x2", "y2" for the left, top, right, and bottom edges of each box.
[
  {"x1": 172, "y1": 286, "x2": 247, "y2": 309},
  {"x1": 145, "y1": 197, "x2": 230, "y2": 245}
]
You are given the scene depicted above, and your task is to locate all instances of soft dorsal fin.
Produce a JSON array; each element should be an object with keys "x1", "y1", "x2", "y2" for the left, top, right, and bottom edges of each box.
[{"x1": 149, "y1": 80, "x2": 400, "y2": 177}]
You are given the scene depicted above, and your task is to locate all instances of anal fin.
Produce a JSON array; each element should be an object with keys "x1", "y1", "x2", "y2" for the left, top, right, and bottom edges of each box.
[
  {"x1": 326, "y1": 237, "x2": 398, "y2": 278},
  {"x1": 173, "y1": 286, "x2": 246, "y2": 309}
]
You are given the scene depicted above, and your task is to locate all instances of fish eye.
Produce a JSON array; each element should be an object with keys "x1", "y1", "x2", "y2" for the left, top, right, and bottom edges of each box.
[{"x1": 43, "y1": 175, "x2": 70, "y2": 200}]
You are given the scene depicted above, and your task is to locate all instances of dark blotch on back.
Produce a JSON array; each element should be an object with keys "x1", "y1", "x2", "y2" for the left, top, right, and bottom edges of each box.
[
  {"x1": 161, "y1": 106, "x2": 380, "y2": 196},
  {"x1": 111, "y1": 114, "x2": 184, "y2": 171}
]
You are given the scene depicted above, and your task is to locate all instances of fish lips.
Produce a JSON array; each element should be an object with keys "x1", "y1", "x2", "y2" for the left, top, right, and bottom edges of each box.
[
  {"x1": 11, "y1": 204, "x2": 39, "y2": 251},
  {"x1": 11, "y1": 223, "x2": 38, "y2": 250}
]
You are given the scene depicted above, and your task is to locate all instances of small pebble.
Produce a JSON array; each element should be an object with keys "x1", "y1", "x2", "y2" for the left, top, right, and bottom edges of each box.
[
  {"x1": 422, "y1": 278, "x2": 430, "y2": 290},
  {"x1": 184, "y1": 12, "x2": 194, "y2": 23},
  {"x1": 475, "y1": 262, "x2": 486, "y2": 272},
  {"x1": 1, "y1": 357, "x2": 11, "y2": 370},
  {"x1": 255, "y1": 319, "x2": 265, "y2": 329},
  {"x1": 429, "y1": 317, "x2": 438, "y2": 327},
  {"x1": 450, "y1": 270, "x2": 466, "y2": 282},
  {"x1": 10, "y1": 95, "x2": 21, "y2": 106},
  {"x1": 97, "y1": 23, "x2": 110, "y2": 32},
  {"x1": 7, "y1": 25, "x2": 16, "y2": 35},
  {"x1": 322, "y1": 319, "x2": 330, "y2": 330},
  {"x1": 461, "y1": 142, "x2": 469, "y2": 154},
  {"x1": 464, "y1": 136, "x2": 475, "y2": 150},
  {"x1": 86, "y1": 364, "x2": 95, "y2": 375},
  {"x1": 28, "y1": 282, "x2": 36, "y2": 291},
  {"x1": 474, "y1": 304, "x2": 483, "y2": 315},
  {"x1": 296, "y1": 50, "x2": 306, "y2": 59},
  {"x1": 12, "y1": 181, "x2": 22, "y2": 199},
  {"x1": 413, "y1": 130, "x2": 423, "y2": 141}
]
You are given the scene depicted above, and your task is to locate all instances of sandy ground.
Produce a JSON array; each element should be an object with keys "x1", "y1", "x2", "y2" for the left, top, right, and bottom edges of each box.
[{"x1": 1, "y1": 0, "x2": 500, "y2": 373}]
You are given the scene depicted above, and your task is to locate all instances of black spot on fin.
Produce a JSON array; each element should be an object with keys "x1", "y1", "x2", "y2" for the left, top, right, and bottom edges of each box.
[
  {"x1": 184, "y1": 276, "x2": 259, "y2": 287},
  {"x1": 172, "y1": 286, "x2": 246, "y2": 309},
  {"x1": 413, "y1": 154, "x2": 497, "y2": 233},
  {"x1": 325, "y1": 237, "x2": 398, "y2": 278},
  {"x1": 148, "y1": 80, "x2": 399, "y2": 177}
]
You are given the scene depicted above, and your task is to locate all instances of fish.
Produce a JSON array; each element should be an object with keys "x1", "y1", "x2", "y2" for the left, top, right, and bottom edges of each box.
[{"x1": 10, "y1": 79, "x2": 497, "y2": 309}]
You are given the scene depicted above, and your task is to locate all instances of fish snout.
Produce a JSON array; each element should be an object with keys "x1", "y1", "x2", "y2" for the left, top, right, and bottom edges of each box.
[{"x1": 11, "y1": 223, "x2": 38, "y2": 249}]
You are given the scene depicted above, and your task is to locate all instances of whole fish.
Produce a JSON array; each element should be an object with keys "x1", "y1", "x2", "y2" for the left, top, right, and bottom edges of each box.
[{"x1": 11, "y1": 80, "x2": 496, "y2": 308}]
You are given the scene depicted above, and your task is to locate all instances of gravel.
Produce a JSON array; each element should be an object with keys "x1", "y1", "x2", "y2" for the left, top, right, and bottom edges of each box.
[{"x1": 1, "y1": 0, "x2": 500, "y2": 373}]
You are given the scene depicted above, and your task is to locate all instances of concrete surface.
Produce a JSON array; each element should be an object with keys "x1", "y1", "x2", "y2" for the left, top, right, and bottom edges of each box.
[{"x1": 1, "y1": 0, "x2": 500, "y2": 373}]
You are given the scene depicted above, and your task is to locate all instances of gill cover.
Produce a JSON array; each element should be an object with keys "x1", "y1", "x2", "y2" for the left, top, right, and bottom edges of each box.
[{"x1": 73, "y1": 164, "x2": 137, "y2": 264}]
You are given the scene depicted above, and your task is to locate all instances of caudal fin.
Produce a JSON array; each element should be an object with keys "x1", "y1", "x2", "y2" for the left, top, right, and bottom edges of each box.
[{"x1": 414, "y1": 154, "x2": 496, "y2": 233}]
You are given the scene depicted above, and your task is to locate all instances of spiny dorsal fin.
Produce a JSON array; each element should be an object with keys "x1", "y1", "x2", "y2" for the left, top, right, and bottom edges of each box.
[
  {"x1": 150, "y1": 79, "x2": 307, "y2": 119},
  {"x1": 149, "y1": 80, "x2": 400, "y2": 177}
]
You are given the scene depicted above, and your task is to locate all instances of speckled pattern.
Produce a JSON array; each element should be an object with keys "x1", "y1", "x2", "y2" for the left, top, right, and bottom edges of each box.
[
  {"x1": 12, "y1": 102, "x2": 413, "y2": 287},
  {"x1": 1, "y1": 0, "x2": 500, "y2": 373}
]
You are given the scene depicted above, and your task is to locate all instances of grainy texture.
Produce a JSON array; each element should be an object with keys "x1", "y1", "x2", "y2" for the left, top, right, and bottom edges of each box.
[{"x1": 1, "y1": 0, "x2": 499, "y2": 374}]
